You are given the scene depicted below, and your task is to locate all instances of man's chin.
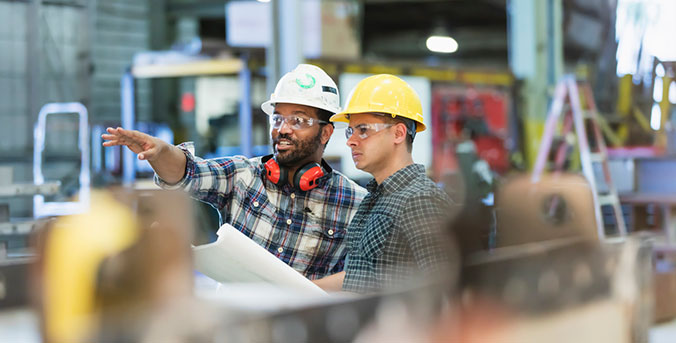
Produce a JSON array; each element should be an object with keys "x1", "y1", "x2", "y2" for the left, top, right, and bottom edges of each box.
[
  {"x1": 273, "y1": 148, "x2": 291, "y2": 158},
  {"x1": 354, "y1": 161, "x2": 369, "y2": 172},
  {"x1": 274, "y1": 149, "x2": 291, "y2": 157},
  {"x1": 274, "y1": 152, "x2": 298, "y2": 166}
]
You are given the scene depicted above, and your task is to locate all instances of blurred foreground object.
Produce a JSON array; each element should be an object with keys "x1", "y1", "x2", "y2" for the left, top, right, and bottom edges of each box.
[
  {"x1": 11, "y1": 173, "x2": 654, "y2": 342},
  {"x1": 495, "y1": 173, "x2": 598, "y2": 247},
  {"x1": 228, "y1": 170, "x2": 652, "y2": 342},
  {"x1": 446, "y1": 172, "x2": 654, "y2": 342},
  {"x1": 222, "y1": 172, "x2": 652, "y2": 342},
  {"x1": 34, "y1": 189, "x2": 196, "y2": 342}
]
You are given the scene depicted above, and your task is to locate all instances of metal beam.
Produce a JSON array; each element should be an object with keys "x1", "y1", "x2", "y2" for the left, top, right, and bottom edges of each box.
[
  {"x1": 266, "y1": 0, "x2": 280, "y2": 97},
  {"x1": 121, "y1": 70, "x2": 135, "y2": 186},
  {"x1": 239, "y1": 55, "x2": 252, "y2": 157},
  {"x1": 27, "y1": 0, "x2": 42, "y2": 167},
  {"x1": 265, "y1": 0, "x2": 304, "y2": 101},
  {"x1": 149, "y1": 0, "x2": 168, "y2": 124},
  {"x1": 508, "y1": 0, "x2": 563, "y2": 168},
  {"x1": 277, "y1": 0, "x2": 303, "y2": 75}
]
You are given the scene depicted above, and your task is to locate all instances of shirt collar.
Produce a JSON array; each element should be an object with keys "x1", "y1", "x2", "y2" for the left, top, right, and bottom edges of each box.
[{"x1": 366, "y1": 164, "x2": 426, "y2": 195}]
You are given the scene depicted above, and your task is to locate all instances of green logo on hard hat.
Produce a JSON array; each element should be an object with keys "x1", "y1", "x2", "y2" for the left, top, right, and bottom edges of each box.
[{"x1": 296, "y1": 74, "x2": 316, "y2": 89}]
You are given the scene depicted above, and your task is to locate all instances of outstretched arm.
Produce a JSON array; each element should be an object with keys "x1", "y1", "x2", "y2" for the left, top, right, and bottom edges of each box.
[{"x1": 102, "y1": 127, "x2": 187, "y2": 184}]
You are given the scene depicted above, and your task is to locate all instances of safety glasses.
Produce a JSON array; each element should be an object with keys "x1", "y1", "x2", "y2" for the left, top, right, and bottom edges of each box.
[
  {"x1": 270, "y1": 114, "x2": 328, "y2": 130},
  {"x1": 345, "y1": 123, "x2": 393, "y2": 140}
]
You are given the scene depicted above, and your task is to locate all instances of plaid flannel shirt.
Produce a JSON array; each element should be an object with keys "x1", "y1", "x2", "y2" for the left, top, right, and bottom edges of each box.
[
  {"x1": 155, "y1": 142, "x2": 366, "y2": 279},
  {"x1": 342, "y1": 164, "x2": 455, "y2": 293}
]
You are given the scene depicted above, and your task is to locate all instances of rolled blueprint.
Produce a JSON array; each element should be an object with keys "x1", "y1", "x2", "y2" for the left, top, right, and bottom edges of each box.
[{"x1": 193, "y1": 223, "x2": 327, "y2": 295}]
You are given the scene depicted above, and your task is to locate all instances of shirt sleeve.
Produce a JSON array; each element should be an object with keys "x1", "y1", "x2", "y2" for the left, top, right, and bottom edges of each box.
[
  {"x1": 154, "y1": 142, "x2": 257, "y2": 210},
  {"x1": 399, "y1": 194, "x2": 457, "y2": 273}
]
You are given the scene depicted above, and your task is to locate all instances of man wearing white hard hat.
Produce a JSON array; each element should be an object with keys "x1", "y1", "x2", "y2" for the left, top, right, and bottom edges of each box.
[{"x1": 103, "y1": 64, "x2": 366, "y2": 279}]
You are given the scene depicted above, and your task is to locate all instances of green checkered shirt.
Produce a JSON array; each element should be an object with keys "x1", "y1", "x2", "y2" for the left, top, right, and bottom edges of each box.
[{"x1": 342, "y1": 164, "x2": 455, "y2": 293}]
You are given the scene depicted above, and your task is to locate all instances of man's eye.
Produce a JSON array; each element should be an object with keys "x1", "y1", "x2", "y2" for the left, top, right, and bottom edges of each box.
[{"x1": 357, "y1": 127, "x2": 369, "y2": 135}]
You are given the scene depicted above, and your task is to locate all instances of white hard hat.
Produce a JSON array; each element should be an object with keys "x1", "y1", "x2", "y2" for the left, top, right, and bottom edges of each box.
[{"x1": 261, "y1": 64, "x2": 341, "y2": 116}]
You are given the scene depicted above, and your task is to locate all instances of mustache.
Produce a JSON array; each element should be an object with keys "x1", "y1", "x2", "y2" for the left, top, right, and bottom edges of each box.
[{"x1": 273, "y1": 134, "x2": 296, "y2": 145}]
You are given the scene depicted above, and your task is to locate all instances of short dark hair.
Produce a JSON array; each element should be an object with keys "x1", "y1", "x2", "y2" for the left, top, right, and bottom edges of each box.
[
  {"x1": 316, "y1": 108, "x2": 334, "y2": 125},
  {"x1": 315, "y1": 108, "x2": 334, "y2": 152},
  {"x1": 383, "y1": 115, "x2": 415, "y2": 152}
]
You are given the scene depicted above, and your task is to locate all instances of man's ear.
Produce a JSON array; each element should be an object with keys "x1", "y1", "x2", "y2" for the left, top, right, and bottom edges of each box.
[
  {"x1": 393, "y1": 123, "x2": 407, "y2": 145},
  {"x1": 321, "y1": 124, "x2": 334, "y2": 145}
]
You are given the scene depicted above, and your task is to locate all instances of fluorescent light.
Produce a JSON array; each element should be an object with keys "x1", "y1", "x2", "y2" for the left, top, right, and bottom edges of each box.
[
  {"x1": 654, "y1": 77, "x2": 663, "y2": 102},
  {"x1": 670, "y1": 81, "x2": 676, "y2": 104},
  {"x1": 650, "y1": 103, "x2": 661, "y2": 131},
  {"x1": 426, "y1": 35, "x2": 458, "y2": 54},
  {"x1": 257, "y1": 0, "x2": 270, "y2": 2}
]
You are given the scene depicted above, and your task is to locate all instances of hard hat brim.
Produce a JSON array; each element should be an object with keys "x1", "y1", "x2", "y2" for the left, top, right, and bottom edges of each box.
[{"x1": 262, "y1": 99, "x2": 340, "y2": 116}]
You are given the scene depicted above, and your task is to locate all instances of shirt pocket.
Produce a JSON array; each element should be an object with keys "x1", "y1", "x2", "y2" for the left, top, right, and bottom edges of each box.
[
  {"x1": 296, "y1": 211, "x2": 347, "y2": 274},
  {"x1": 239, "y1": 191, "x2": 276, "y2": 240},
  {"x1": 359, "y1": 215, "x2": 393, "y2": 260},
  {"x1": 302, "y1": 212, "x2": 347, "y2": 244}
]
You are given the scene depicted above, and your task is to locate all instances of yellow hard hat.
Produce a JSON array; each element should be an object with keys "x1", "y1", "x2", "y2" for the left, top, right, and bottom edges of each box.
[
  {"x1": 42, "y1": 191, "x2": 139, "y2": 342},
  {"x1": 330, "y1": 74, "x2": 426, "y2": 132}
]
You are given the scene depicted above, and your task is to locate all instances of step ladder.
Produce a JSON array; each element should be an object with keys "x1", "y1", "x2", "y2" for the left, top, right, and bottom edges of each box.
[{"x1": 532, "y1": 75, "x2": 627, "y2": 239}]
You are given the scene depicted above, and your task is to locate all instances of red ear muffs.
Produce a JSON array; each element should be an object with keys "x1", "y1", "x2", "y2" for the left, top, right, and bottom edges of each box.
[
  {"x1": 293, "y1": 162, "x2": 325, "y2": 191},
  {"x1": 263, "y1": 155, "x2": 324, "y2": 191},
  {"x1": 264, "y1": 157, "x2": 288, "y2": 187}
]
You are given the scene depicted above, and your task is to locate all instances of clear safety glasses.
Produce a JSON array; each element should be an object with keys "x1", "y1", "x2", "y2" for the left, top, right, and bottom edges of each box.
[
  {"x1": 345, "y1": 123, "x2": 394, "y2": 140},
  {"x1": 269, "y1": 114, "x2": 328, "y2": 130}
]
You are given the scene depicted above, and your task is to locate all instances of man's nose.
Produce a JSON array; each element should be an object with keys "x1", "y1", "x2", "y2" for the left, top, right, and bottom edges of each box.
[
  {"x1": 278, "y1": 120, "x2": 293, "y2": 134},
  {"x1": 347, "y1": 133, "x2": 358, "y2": 147}
]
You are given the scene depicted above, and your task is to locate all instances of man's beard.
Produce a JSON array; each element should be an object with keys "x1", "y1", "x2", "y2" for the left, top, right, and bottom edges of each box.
[{"x1": 272, "y1": 130, "x2": 323, "y2": 167}]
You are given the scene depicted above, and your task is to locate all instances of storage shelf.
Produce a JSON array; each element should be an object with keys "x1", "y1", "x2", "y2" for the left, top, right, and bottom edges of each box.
[{"x1": 0, "y1": 182, "x2": 60, "y2": 197}]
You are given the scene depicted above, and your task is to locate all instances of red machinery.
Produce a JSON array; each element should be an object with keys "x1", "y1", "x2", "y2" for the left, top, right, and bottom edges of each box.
[{"x1": 431, "y1": 86, "x2": 511, "y2": 180}]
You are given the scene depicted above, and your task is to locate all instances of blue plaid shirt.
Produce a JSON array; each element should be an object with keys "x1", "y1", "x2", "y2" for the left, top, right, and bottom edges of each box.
[
  {"x1": 155, "y1": 143, "x2": 366, "y2": 279},
  {"x1": 343, "y1": 164, "x2": 456, "y2": 293}
]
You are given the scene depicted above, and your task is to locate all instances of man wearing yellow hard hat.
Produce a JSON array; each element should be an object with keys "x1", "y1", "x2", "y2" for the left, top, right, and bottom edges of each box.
[{"x1": 314, "y1": 74, "x2": 457, "y2": 293}]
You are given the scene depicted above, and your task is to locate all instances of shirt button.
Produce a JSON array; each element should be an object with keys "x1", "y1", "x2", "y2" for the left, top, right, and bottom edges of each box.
[
  {"x1": 290, "y1": 193, "x2": 295, "y2": 199},
  {"x1": 286, "y1": 219, "x2": 292, "y2": 225},
  {"x1": 277, "y1": 247, "x2": 284, "y2": 253},
  {"x1": 328, "y1": 229, "x2": 334, "y2": 236},
  {"x1": 253, "y1": 201, "x2": 259, "y2": 207}
]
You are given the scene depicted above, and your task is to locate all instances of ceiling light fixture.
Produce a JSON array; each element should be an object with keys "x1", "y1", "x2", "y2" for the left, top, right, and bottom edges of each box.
[{"x1": 426, "y1": 35, "x2": 458, "y2": 54}]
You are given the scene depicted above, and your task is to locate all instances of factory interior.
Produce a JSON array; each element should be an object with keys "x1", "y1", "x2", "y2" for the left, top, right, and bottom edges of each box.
[{"x1": 2, "y1": 0, "x2": 676, "y2": 341}]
